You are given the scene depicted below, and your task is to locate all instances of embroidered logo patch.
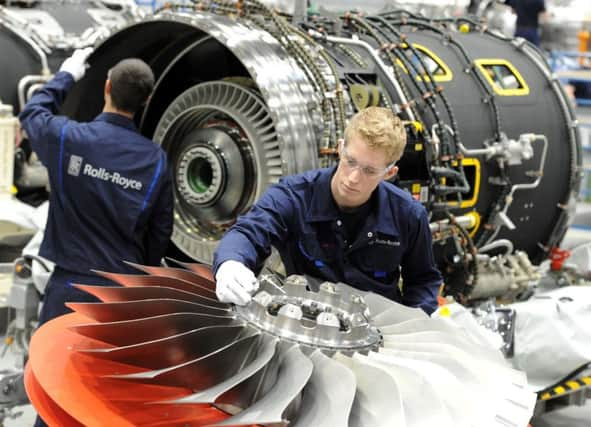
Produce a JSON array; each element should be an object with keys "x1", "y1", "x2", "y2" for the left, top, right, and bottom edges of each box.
[{"x1": 67, "y1": 154, "x2": 83, "y2": 176}]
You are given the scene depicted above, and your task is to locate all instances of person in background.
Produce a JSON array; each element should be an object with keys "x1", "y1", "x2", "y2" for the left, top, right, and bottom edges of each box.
[
  {"x1": 213, "y1": 106, "x2": 443, "y2": 315},
  {"x1": 20, "y1": 47, "x2": 174, "y2": 427},
  {"x1": 506, "y1": 0, "x2": 547, "y2": 47}
]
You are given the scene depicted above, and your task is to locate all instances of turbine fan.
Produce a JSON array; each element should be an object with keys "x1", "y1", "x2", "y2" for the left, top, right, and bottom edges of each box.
[{"x1": 25, "y1": 263, "x2": 536, "y2": 426}]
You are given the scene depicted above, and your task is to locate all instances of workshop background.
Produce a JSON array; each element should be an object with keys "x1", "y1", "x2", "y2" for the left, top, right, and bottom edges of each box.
[{"x1": 1, "y1": 0, "x2": 591, "y2": 426}]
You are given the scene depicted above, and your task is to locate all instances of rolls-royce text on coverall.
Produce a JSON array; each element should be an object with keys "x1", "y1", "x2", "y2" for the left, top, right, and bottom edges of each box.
[{"x1": 19, "y1": 68, "x2": 173, "y2": 323}]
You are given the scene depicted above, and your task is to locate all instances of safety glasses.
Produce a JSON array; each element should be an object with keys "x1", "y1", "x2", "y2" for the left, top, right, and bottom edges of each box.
[{"x1": 339, "y1": 140, "x2": 396, "y2": 178}]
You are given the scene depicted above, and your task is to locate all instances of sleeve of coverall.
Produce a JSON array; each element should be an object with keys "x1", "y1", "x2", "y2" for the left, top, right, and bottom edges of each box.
[
  {"x1": 213, "y1": 182, "x2": 296, "y2": 276},
  {"x1": 400, "y1": 205, "x2": 443, "y2": 315},
  {"x1": 144, "y1": 159, "x2": 174, "y2": 266},
  {"x1": 18, "y1": 72, "x2": 75, "y2": 167}
]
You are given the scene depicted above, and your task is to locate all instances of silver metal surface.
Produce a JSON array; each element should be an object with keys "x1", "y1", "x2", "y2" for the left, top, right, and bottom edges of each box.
[
  {"x1": 334, "y1": 352, "x2": 405, "y2": 427},
  {"x1": 235, "y1": 275, "x2": 381, "y2": 351},
  {"x1": 291, "y1": 350, "x2": 356, "y2": 427},
  {"x1": 73, "y1": 284, "x2": 226, "y2": 308},
  {"x1": 371, "y1": 302, "x2": 428, "y2": 326},
  {"x1": 70, "y1": 312, "x2": 238, "y2": 347},
  {"x1": 80, "y1": 325, "x2": 249, "y2": 370},
  {"x1": 212, "y1": 345, "x2": 313, "y2": 426},
  {"x1": 67, "y1": 299, "x2": 229, "y2": 322},
  {"x1": 108, "y1": 333, "x2": 261, "y2": 390},
  {"x1": 92, "y1": 270, "x2": 216, "y2": 298},
  {"x1": 144, "y1": 11, "x2": 318, "y2": 263},
  {"x1": 125, "y1": 261, "x2": 216, "y2": 291},
  {"x1": 166, "y1": 335, "x2": 278, "y2": 404}
]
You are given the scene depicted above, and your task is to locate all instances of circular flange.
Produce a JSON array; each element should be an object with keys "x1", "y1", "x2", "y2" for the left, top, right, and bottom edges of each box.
[{"x1": 234, "y1": 275, "x2": 381, "y2": 351}]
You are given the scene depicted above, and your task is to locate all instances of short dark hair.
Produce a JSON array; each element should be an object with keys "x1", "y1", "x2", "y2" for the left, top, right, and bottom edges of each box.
[{"x1": 108, "y1": 58, "x2": 154, "y2": 114}]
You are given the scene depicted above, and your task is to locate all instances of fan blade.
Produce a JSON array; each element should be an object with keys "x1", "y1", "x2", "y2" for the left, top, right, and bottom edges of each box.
[
  {"x1": 163, "y1": 335, "x2": 279, "y2": 404},
  {"x1": 73, "y1": 284, "x2": 226, "y2": 308},
  {"x1": 92, "y1": 271, "x2": 216, "y2": 298},
  {"x1": 360, "y1": 291, "x2": 399, "y2": 317},
  {"x1": 380, "y1": 317, "x2": 461, "y2": 335},
  {"x1": 361, "y1": 352, "x2": 454, "y2": 427},
  {"x1": 333, "y1": 352, "x2": 405, "y2": 427},
  {"x1": 79, "y1": 324, "x2": 252, "y2": 369},
  {"x1": 212, "y1": 345, "x2": 313, "y2": 426},
  {"x1": 382, "y1": 331, "x2": 505, "y2": 365},
  {"x1": 108, "y1": 333, "x2": 261, "y2": 390},
  {"x1": 371, "y1": 303, "x2": 428, "y2": 327},
  {"x1": 70, "y1": 312, "x2": 238, "y2": 347},
  {"x1": 291, "y1": 350, "x2": 356, "y2": 427},
  {"x1": 165, "y1": 257, "x2": 214, "y2": 282},
  {"x1": 67, "y1": 299, "x2": 229, "y2": 322},
  {"x1": 124, "y1": 261, "x2": 215, "y2": 291}
]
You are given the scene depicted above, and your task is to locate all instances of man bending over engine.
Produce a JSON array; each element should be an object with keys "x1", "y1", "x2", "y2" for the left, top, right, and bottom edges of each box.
[{"x1": 213, "y1": 107, "x2": 442, "y2": 314}]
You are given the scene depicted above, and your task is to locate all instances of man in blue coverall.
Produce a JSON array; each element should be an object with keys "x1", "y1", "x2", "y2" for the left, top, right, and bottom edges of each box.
[
  {"x1": 19, "y1": 48, "x2": 174, "y2": 328},
  {"x1": 506, "y1": 0, "x2": 546, "y2": 47},
  {"x1": 213, "y1": 106, "x2": 442, "y2": 314}
]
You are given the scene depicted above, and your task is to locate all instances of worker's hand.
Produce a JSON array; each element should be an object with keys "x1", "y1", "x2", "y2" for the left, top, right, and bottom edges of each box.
[
  {"x1": 215, "y1": 260, "x2": 259, "y2": 305},
  {"x1": 59, "y1": 47, "x2": 93, "y2": 82}
]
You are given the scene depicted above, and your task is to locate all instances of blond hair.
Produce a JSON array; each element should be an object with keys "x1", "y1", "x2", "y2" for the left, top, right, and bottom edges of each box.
[{"x1": 344, "y1": 107, "x2": 407, "y2": 163}]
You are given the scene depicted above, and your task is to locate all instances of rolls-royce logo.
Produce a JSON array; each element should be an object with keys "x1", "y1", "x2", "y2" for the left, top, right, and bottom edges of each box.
[
  {"x1": 67, "y1": 155, "x2": 83, "y2": 176},
  {"x1": 374, "y1": 238, "x2": 400, "y2": 246}
]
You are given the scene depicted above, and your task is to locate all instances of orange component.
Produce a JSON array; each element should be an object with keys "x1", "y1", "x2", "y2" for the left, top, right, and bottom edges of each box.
[
  {"x1": 25, "y1": 313, "x2": 248, "y2": 426},
  {"x1": 15, "y1": 263, "x2": 24, "y2": 274},
  {"x1": 578, "y1": 31, "x2": 590, "y2": 67},
  {"x1": 550, "y1": 247, "x2": 571, "y2": 271}
]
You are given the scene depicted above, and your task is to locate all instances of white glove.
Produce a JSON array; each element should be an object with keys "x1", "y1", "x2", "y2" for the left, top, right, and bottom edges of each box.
[
  {"x1": 59, "y1": 47, "x2": 93, "y2": 82},
  {"x1": 215, "y1": 260, "x2": 259, "y2": 305}
]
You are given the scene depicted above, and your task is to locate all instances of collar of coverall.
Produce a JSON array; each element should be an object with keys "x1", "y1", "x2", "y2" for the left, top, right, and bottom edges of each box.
[
  {"x1": 94, "y1": 112, "x2": 138, "y2": 132},
  {"x1": 305, "y1": 166, "x2": 398, "y2": 237}
]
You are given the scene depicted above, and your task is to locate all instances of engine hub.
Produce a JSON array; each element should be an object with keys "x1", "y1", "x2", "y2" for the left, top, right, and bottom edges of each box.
[{"x1": 235, "y1": 275, "x2": 381, "y2": 351}]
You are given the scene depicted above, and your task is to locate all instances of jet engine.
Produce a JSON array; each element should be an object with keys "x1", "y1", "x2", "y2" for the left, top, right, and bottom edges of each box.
[
  {"x1": 54, "y1": 3, "x2": 581, "y2": 302},
  {"x1": 0, "y1": 0, "x2": 141, "y2": 205}
]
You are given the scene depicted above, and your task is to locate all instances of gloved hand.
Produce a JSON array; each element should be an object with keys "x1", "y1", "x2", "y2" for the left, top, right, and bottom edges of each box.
[
  {"x1": 215, "y1": 260, "x2": 259, "y2": 305},
  {"x1": 59, "y1": 47, "x2": 93, "y2": 82}
]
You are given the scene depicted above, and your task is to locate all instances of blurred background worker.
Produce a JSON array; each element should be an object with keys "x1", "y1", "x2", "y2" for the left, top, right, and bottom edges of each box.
[
  {"x1": 506, "y1": 0, "x2": 547, "y2": 46},
  {"x1": 20, "y1": 47, "x2": 174, "y2": 427},
  {"x1": 19, "y1": 50, "x2": 174, "y2": 328},
  {"x1": 213, "y1": 107, "x2": 442, "y2": 315}
]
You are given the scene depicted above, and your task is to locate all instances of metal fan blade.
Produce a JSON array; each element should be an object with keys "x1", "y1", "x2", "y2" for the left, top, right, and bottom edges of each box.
[
  {"x1": 381, "y1": 330, "x2": 505, "y2": 365},
  {"x1": 371, "y1": 303, "x2": 428, "y2": 326},
  {"x1": 378, "y1": 344, "x2": 534, "y2": 416},
  {"x1": 360, "y1": 291, "x2": 399, "y2": 317},
  {"x1": 372, "y1": 349, "x2": 535, "y2": 427},
  {"x1": 73, "y1": 284, "x2": 226, "y2": 308},
  {"x1": 67, "y1": 299, "x2": 229, "y2": 322},
  {"x1": 211, "y1": 345, "x2": 313, "y2": 426},
  {"x1": 70, "y1": 313, "x2": 238, "y2": 347},
  {"x1": 380, "y1": 317, "x2": 460, "y2": 335},
  {"x1": 361, "y1": 352, "x2": 455, "y2": 427},
  {"x1": 124, "y1": 261, "x2": 216, "y2": 290},
  {"x1": 108, "y1": 333, "x2": 261, "y2": 390},
  {"x1": 92, "y1": 271, "x2": 216, "y2": 298},
  {"x1": 333, "y1": 352, "x2": 404, "y2": 427},
  {"x1": 163, "y1": 335, "x2": 279, "y2": 404},
  {"x1": 79, "y1": 324, "x2": 252, "y2": 370},
  {"x1": 165, "y1": 257, "x2": 215, "y2": 282},
  {"x1": 291, "y1": 350, "x2": 356, "y2": 427}
]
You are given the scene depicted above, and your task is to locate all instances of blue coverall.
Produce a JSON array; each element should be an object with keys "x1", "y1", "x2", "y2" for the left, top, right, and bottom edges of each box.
[
  {"x1": 19, "y1": 71, "x2": 174, "y2": 325},
  {"x1": 213, "y1": 167, "x2": 442, "y2": 314},
  {"x1": 507, "y1": 0, "x2": 546, "y2": 47}
]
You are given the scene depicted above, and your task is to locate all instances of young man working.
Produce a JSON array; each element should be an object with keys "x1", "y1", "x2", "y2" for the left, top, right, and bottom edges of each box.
[{"x1": 213, "y1": 106, "x2": 442, "y2": 314}]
